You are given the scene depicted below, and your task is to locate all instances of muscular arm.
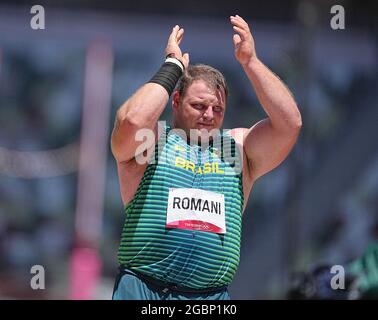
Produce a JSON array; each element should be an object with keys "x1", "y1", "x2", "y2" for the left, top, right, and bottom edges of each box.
[
  {"x1": 230, "y1": 15, "x2": 302, "y2": 181},
  {"x1": 111, "y1": 25, "x2": 189, "y2": 163},
  {"x1": 111, "y1": 83, "x2": 168, "y2": 163}
]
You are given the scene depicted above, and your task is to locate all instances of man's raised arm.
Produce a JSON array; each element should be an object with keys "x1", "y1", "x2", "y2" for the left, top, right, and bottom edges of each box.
[
  {"x1": 230, "y1": 15, "x2": 302, "y2": 181},
  {"x1": 111, "y1": 25, "x2": 189, "y2": 163}
]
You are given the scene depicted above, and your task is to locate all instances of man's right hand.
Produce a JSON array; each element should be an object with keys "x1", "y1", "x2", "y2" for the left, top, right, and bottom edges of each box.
[{"x1": 165, "y1": 25, "x2": 190, "y2": 69}]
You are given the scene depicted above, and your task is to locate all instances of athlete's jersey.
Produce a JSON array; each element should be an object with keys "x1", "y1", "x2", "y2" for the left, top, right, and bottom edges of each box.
[{"x1": 117, "y1": 125, "x2": 244, "y2": 289}]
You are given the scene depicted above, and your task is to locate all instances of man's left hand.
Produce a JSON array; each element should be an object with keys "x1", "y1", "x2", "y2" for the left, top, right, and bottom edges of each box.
[{"x1": 230, "y1": 15, "x2": 257, "y2": 66}]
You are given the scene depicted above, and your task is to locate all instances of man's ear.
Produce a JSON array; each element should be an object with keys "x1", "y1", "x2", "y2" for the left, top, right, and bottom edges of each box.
[{"x1": 172, "y1": 91, "x2": 180, "y2": 110}]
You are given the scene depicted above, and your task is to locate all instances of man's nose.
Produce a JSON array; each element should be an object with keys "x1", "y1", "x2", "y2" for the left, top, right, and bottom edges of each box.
[{"x1": 203, "y1": 106, "x2": 214, "y2": 120}]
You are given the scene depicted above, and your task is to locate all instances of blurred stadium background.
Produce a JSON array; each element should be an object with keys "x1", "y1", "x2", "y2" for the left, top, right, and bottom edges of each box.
[{"x1": 0, "y1": 0, "x2": 377, "y2": 299}]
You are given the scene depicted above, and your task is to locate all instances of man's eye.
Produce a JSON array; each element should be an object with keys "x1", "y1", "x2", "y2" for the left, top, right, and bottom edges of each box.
[
  {"x1": 193, "y1": 104, "x2": 204, "y2": 110},
  {"x1": 213, "y1": 106, "x2": 223, "y2": 112}
]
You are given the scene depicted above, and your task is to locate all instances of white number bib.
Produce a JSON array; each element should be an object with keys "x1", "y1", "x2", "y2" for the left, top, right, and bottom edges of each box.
[{"x1": 166, "y1": 188, "x2": 226, "y2": 234}]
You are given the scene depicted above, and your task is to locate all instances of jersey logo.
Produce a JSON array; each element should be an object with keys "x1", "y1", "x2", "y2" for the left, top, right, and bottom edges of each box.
[{"x1": 174, "y1": 144, "x2": 186, "y2": 152}]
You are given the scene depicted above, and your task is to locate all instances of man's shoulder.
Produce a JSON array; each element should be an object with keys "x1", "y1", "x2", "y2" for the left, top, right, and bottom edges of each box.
[
  {"x1": 225, "y1": 127, "x2": 248, "y2": 144},
  {"x1": 225, "y1": 127, "x2": 255, "y2": 181}
]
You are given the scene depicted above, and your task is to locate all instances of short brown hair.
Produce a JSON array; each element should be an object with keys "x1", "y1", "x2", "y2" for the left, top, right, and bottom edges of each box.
[{"x1": 175, "y1": 64, "x2": 228, "y2": 100}]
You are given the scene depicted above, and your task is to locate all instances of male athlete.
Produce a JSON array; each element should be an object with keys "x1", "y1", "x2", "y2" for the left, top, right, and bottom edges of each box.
[{"x1": 111, "y1": 15, "x2": 302, "y2": 300}]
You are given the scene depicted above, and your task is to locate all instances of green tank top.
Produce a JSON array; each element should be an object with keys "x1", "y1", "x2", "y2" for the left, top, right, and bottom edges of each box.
[{"x1": 118, "y1": 125, "x2": 244, "y2": 289}]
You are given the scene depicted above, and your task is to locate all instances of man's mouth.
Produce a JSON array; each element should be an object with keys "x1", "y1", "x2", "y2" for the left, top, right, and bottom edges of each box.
[{"x1": 197, "y1": 123, "x2": 213, "y2": 127}]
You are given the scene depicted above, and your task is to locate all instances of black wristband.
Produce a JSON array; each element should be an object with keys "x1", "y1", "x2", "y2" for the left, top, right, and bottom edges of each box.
[
  {"x1": 148, "y1": 61, "x2": 183, "y2": 96},
  {"x1": 166, "y1": 54, "x2": 185, "y2": 71}
]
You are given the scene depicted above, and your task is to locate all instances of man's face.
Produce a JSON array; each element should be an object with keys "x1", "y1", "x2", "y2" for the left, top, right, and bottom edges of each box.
[{"x1": 172, "y1": 80, "x2": 226, "y2": 141}]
